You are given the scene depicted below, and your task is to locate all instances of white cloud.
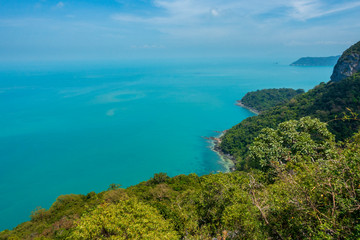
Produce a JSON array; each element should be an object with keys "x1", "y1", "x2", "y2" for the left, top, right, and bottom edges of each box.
[
  {"x1": 113, "y1": 0, "x2": 360, "y2": 24},
  {"x1": 109, "y1": 0, "x2": 360, "y2": 47},
  {"x1": 56, "y1": 1, "x2": 64, "y2": 9},
  {"x1": 289, "y1": 0, "x2": 320, "y2": 20},
  {"x1": 289, "y1": 0, "x2": 360, "y2": 21},
  {"x1": 112, "y1": 0, "x2": 224, "y2": 25},
  {"x1": 1, "y1": 0, "x2": 359, "y2": 60},
  {"x1": 211, "y1": 9, "x2": 219, "y2": 17},
  {"x1": 154, "y1": 0, "x2": 210, "y2": 18}
]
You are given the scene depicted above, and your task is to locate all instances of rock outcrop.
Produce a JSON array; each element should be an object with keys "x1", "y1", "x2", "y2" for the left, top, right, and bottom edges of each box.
[{"x1": 330, "y1": 41, "x2": 360, "y2": 82}]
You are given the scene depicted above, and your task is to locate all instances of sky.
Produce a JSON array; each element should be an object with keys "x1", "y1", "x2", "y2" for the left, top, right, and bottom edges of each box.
[{"x1": 0, "y1": 0, "x2": 360, "y2": 61}]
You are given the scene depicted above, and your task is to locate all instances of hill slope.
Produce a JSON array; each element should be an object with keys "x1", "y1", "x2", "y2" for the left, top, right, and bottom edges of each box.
[
  {"x1": 220, "y1": 42, "x2": 360, "y2": 162},
  {"x1": 221, "y1": 73, "x2": 360, "y2": 160},
  {"x1": 237, "y1": 88, "x2": 304, "y2": 113}
]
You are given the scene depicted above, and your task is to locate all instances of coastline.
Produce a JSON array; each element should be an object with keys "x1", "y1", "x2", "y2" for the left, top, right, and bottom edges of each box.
[
  {"x1": 206, "y1": 101, "x2": 260, "y2": 172},
  {"x1": 204, "y1": 131, "x2": 236, "y2": 172},
  {"x1": 235, "y1": 101, "x2": 260, "y2": 115}
]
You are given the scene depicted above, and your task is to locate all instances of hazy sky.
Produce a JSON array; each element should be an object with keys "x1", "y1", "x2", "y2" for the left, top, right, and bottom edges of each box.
[{"x1": 0, "y1": 0, "x2": 360, "y2": 61}]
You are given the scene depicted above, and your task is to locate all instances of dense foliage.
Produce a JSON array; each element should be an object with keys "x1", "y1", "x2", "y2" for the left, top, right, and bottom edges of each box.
[
  {"x1": 70, "y1": 198, "x2": 179, "y2": 239},
  {"x1": 1, "y1": 118, "x2": 360, "y2": 239},
  {"x1": 239, "y1": 88, "x2": 304, "y2": 113},
  {"x1": 246, "y1": 117, "x2": 336, "y2": 173},
  {"x1": 220, "y1": 73, "x2": 360, "y2": 162}
]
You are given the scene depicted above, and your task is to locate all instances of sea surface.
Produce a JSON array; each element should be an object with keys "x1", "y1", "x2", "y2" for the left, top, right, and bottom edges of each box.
[{"x1": 0, "y1": 59, "x2": 333, "y2": 230}]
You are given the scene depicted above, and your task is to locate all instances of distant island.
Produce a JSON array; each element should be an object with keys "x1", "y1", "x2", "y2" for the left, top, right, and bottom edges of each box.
[{"x1": 290, "y1": 55, "x2": 340, "y2": 66}]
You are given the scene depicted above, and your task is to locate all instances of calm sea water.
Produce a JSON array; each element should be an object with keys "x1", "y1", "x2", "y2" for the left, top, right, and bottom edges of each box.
[{"x1": 0, "y1": 59, "x2": 333, "y2": 230}]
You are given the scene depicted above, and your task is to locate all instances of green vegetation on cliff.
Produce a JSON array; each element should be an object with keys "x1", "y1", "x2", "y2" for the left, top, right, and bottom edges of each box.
[
  {"x1": 238, "y1": 88, "x2": 304, "y2": 113},
  {"x1": 220, "y1": 73, "x2": 360, "y2": 162}
]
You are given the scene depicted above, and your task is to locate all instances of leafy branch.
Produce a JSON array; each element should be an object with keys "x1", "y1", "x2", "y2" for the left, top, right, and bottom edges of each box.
[{"x1": 327, "y1": 108, "x2": 359, "y2": 123}]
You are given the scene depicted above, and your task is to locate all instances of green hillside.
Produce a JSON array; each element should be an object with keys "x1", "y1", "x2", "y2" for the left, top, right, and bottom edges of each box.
[
  {"x1": 221, "y1": 41, "x2": 360, "y2": 162},
  {"x1": 220, "y1": 73, "x2": 360, "y2": 162},
  {"x1": 238, "y1": 88, "x2": 304, "y2": 113}
]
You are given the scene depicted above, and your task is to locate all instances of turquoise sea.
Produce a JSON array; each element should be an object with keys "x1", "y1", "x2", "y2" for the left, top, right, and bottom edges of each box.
[{"x1": 0, "y1": 59, "x2": 333, "y2": 230}]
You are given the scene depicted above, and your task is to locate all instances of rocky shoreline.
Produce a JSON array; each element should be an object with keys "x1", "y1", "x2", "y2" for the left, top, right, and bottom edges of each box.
[
  {"x1": 203, "y1": 131, "x2": 237, "y2": 172},
  {"x1": 235, "y1": 101, "x2": 260, "y2": 115},
  {"x1": 204, "y1": 101, "x2": 260, "y2": 172}
]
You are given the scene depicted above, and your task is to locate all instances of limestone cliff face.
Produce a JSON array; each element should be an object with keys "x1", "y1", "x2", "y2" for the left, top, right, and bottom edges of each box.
[{"x1": 330, "y1": 41, "x2": 360, "y2": 82}]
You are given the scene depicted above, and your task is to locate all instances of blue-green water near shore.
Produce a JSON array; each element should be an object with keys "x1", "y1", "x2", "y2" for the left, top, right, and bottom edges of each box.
[{"x1": 0, "y1": 59, "x2": 333, "y2": 230}]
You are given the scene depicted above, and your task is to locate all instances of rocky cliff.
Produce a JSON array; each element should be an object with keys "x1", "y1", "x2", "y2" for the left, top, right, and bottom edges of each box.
[{"x1": 330, "y1": 41, "x2": 360, "y2": 82}]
